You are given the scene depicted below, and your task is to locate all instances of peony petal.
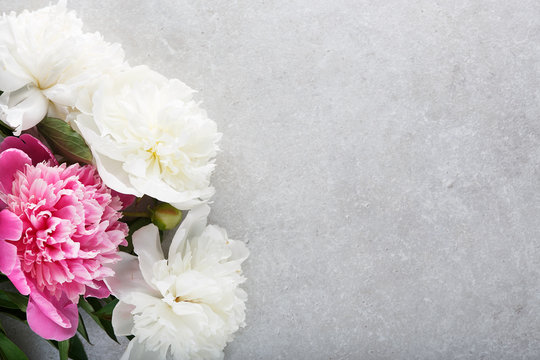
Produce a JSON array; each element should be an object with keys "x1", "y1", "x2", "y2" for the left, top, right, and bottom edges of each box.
[
  {"x1": 168, "y1": 204, "x2": 210, "y2": 261},
  {"x1": 0, "y1": 148, "x2": 31, "y2": 195},
  {"x1": 128, "y1": 174, "x2": 212, "y2": 211},
  {"x1": 1, "y1": 238, "x2": 30, "y2": 295},
  {"x1": 0, "y1": 209, "x2": 22, "y2": 240},
  {"x1": 0, "y1": 87, "x2": 48, "y2": 135},
  {"x1": 84, "y1": 280, "x2": 111, "y2": 299},
  {"x1": 110, "y1": 190, "x2": 136, "y2": 209},
  {"x1": 86, "y1": 148, "x2": 142, "y2": 197},
  {"x1": 121, "y1": 339, "x2": 160, "y2": 360},
  {"x1": 0, "y1": 134, "x2": 58, "y2": 166},
  {"x1": 0, "y1": 240, "x2": 17, "y2": 276},
  {"x1": 120, "y1": 340, "x2": 135, "y2": 360},
  {"x1": 104, "y1": 252, "x2": 159, "y2": 301},
  {"x1": 0, "y1": 46, "x2": 34, "y2": 92},
  {"x1": 132, "y1": 224, "x2": 164, "y2": 289},
  {"x1": 0, "y1": 210, "x2": 21, "y2": 276},
  {"x1": 27, "y1": 291, "x2": 78, "y2": 341},
  {"x1": 111, "y1": 301, "x2": 135, "y2": 336}
]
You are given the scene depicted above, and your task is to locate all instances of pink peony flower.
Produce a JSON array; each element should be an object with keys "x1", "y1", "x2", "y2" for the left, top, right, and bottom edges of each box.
[{"x1": 0, "y1": 135, "x2": 129, "y2": 340}]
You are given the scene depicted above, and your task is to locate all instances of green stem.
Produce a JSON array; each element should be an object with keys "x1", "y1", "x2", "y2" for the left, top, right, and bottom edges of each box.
[{"x1": 122, "y1": 211, "x2": 151, "y2": 218}]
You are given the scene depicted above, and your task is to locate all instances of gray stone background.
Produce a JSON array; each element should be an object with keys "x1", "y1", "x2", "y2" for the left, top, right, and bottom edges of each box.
[{"x1": 0, "y1": 0, "x2": 539, "y2": 359}]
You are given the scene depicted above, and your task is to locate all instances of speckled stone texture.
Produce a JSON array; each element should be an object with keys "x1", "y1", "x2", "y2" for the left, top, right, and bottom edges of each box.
[{"x1": 0, "y1": 0, "x2": 539, "y2": 359}]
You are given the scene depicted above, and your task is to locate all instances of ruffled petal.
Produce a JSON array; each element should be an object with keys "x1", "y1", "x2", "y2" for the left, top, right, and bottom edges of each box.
[
  {"x1": 84, "y1": 280, "x2": 111, "y2": 299},
  {"x1": 110, "y1": 190, "x2": 136, "y2": 209}
]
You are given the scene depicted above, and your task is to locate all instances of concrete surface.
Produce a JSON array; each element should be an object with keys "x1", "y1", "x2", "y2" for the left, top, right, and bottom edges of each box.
[{"x1": 0, "y1": 0, "x2": 539, "y2": 359}]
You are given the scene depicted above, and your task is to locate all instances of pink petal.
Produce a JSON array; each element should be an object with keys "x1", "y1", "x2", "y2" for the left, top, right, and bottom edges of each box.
[
  {"x1": 0, "y1": 134, "x2": 58, "y2": 166},
  {"x1": 0, "y1": 240, "x2": 17, "y2": 275},
  {"x1": 5, "y1": 260, "x2": 30, "y2": 295},
  {"x1": 0, "y1": 209, "x2": 22, "y2": 240},
  {"x1": 110, "y1": 190, "x2": 136, "y2": 209},
  {"x1": 0, "y1": 148, "x2": 31, "y2": 195},
  {"x1": 0, "y1": 210, "x2": 21, "y2": 277},
  {"x1": 27, "y1": 289, "x2": 78, "y2": 341},
  {"x1": 84, "y1": 280, "x2": 111, "y2": 299}
]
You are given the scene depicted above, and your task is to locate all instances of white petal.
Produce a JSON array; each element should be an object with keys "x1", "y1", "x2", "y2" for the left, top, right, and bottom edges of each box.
[
  {"x1": 104, "y1": 252, "x2": 159, "y2": 301},
  {"x1": 0, "y1": 46, "x2": 34, "y2": 92},
  {"x1": 119, "y1": 340, "x2": 134, "y2": 360},
  {"x1": 0, "y1": 87, "x2": 48, "y2": 135},
  {"x1": 168, "y1": 205, "x2": 210, "y2": 261},
  {"x1": 91, "y1": 151, "x2": 143, "y2": 197},
  {"x1": 132, "y1": 224, "x2": 164, "y2": 290},
  {"x1": 75, "y1": 114, "x2": 126, "y2": 161},
  {"x1": 111, "y1": 301, "x2": 135, "y2": 336},
  {"x1": 128, "y1": 174, "x2": 209, "y2": 209},
  {"x1": 122, "y1": 340, "x2": 161, "y2": 360}
]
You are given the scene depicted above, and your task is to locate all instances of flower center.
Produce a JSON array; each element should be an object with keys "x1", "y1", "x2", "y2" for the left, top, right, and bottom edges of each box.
[{"x1": 174, "y1": 296, "x2": 201, "y2": 304}]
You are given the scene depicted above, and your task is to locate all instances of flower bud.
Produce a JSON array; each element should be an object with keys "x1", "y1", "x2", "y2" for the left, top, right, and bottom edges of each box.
[{"x1": 151, "y1": 203, "x2": 183, "y2": 230}]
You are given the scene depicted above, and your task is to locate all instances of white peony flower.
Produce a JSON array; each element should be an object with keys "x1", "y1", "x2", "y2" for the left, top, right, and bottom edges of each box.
[
  {"x1": 75, "y1": 65, "x2": 221, "y2": 210},
  {"x1": 0, "y1": 0, "x2": 126, "y2": 134},
  {"x1": 105, "y1": 205, "x2": 248, "y2": 360}
]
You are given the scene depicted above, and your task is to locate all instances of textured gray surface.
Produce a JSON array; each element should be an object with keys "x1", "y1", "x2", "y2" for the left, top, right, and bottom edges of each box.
[{"x1": 1, "y1": 0, "x2": 539, "y2": 359}]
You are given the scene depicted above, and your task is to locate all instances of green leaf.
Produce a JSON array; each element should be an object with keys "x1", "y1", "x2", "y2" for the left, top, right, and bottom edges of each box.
[
  {"x1": 36, "y1": 117, "x2": 92, "y2": 164},
  {"x1": 0, "y1": 124, "x2": 12, "y2": 139},
  {"x1": 0, "y1": 298, "x2": 19, "y2": 310},
  {"x1": 77, "y1": 298, "x2": 95, "y2": 314},
  {"x1": 58, "y1": 340, "x2": 69, "y2": 360},
  {"x1": 0, "y1": 291, "x2": 28, "y2": 312},
  {"x1": 68, "y1": 335, "x2": 88, "y2": 360},
  {"x1": 85, "y1": 298, "x2": 103, "y2": 312},
  {"x1": 93, "y1": 299, "x2": 118, "y2": 321},
  {"x1": 76, "y1": 313, "x2": 91, "y2": 344},
  {"x1": 0, "y1": 331, "x2": 28, "y2": 360},
  {"x1": 0, "y1": 308, "x2": 26, "y2": 322}
]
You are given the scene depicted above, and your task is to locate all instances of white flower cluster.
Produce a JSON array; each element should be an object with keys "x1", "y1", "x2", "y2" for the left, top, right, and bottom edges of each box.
[
  {"x1": 0, "y1": 2, "x2": 247, "y2": 360},
  {"x1": 0, "y1": 0, "x2": 221, "y2": 210},
  {"x1": 105, "y1": 205, "x2": 248, "y2": 360}
]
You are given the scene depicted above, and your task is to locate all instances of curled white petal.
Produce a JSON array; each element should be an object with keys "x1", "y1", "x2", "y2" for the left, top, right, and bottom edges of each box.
[
  {"x1": 112, "y1": 301, "x2": 135, "y2": 336},
  {"x1": 132, "y1": 224, "x2": 164, "y2": 290},
  {"x1": 0, "y1": 86, "x2": 48, "y2": 135}
]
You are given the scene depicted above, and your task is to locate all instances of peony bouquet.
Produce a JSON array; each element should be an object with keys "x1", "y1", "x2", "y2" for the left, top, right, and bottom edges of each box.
[{"x1": 0, "y1": 2, "x2": 248, "y2": 359}]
